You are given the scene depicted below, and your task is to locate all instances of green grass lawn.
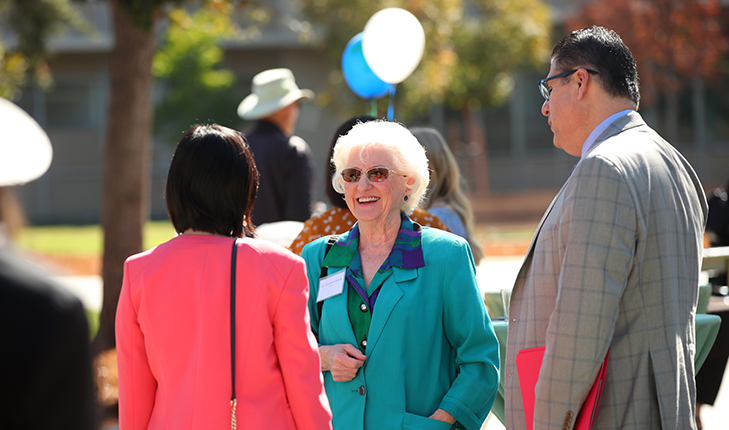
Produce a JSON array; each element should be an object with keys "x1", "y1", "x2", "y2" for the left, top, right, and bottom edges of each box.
[
  {"x1": 473, "y1": 222, "x2": 537, "y2": 247},
  {"x1": 86, "y1": 309, "x2": 100, "y2": 339},
  {"x1": 15, "y1": 220, "x2": 178, "y2": 256},
  {"x1": 14, "y1": 220, "x2": 536, "y2": 338},
  {"x1": 15, "y1": 219, "x2": 538, "y2": 256}
]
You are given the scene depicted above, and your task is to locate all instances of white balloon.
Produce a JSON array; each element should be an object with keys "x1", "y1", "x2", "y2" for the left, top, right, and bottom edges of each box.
[
  {"x1": 0, "y1": 98, "x2": 53, "y2": 186},
  {"x1": 362, "y1": 8, "x2": 425, "y2": 84}
]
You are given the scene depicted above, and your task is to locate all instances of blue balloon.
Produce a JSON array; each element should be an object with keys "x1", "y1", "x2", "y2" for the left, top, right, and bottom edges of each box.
[{"x1": 342, "y1": 33, "x2": 392, "y2": 100}]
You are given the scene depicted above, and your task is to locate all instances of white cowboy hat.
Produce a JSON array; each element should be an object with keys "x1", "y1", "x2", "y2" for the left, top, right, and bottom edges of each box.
[
  {"x1": 0, "y1": 97, "x2": 53, "y2": 186},
  {"x1": 237, "y1": 68, "x2": 314, "y2": 120}
]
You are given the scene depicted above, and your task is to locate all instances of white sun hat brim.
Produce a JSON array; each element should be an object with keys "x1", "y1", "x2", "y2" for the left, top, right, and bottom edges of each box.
[
  {"x1": 237, "y1": 89, "x2": 314, "y2": 120},
  {"x1": 237, "y1": 68, "x2": 314, "y2": 120},
  {"x1": 0, "y1": 98, "x2": 53, "y2": 186}
]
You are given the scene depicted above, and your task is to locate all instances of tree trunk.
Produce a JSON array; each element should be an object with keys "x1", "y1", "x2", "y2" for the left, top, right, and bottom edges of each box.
[
  {"x1": 92, "y1": 0, "x2": 155, "y2": 354},
  {"x1": 461, "y1": 104, "x2": 490, "y2": 196}
]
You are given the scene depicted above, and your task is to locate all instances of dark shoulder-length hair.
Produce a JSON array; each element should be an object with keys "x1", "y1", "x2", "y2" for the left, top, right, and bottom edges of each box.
[{"x1": 166, "y1": 124, "x2": 258, "y2": 238}]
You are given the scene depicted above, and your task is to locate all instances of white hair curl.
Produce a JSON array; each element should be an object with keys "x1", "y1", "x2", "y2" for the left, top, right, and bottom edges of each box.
[{"x1": 331, "y1": 120, "x2": 429, "y2": 214}]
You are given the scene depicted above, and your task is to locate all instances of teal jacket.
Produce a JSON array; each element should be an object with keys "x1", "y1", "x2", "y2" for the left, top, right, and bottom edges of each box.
[{"x1": 302, "y1": 222, "x2": 499, "y2": 430}]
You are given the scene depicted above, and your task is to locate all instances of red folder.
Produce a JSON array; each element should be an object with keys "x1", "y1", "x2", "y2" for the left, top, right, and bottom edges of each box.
[{"x1": 516, "y1": 347, "x2": 609, "y2": 430}]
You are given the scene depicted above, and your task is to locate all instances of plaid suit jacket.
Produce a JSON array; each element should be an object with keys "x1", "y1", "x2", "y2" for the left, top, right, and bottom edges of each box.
[{"x1": 504, "y1": 112, "x2": 708, "y2": 430}]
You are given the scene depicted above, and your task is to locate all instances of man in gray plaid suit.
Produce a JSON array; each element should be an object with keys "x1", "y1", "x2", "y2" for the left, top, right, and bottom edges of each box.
[{"x1": 504, "y1": 26, "x2": 708, "y2": 430}]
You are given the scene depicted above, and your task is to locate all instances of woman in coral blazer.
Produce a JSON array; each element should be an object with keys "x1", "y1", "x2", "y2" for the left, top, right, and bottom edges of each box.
[{"x1": 115, "y1": 124, "x2": 332, "y2": 430}]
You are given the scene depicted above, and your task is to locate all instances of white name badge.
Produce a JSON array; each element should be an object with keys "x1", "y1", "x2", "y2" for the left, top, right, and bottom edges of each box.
[{"x1": 316, "y1": 269, "x2": 346, "y2": 303}]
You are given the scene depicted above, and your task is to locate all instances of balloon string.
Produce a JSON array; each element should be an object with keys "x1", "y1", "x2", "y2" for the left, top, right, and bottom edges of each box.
[
  {"x1": 370, "y1": 99, "x2": 377, "y2": 117},
  {"x1": 387, "y1": 85, "x2": 396, "y2": 121}
]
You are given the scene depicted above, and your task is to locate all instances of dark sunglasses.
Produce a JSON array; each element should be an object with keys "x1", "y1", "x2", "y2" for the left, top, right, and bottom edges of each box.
[{"x1": 341, "y1": 167, "x2": 403, "y2": 183}]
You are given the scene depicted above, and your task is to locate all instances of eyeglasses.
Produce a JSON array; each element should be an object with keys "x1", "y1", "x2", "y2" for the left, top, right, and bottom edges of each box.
[
  {"x1": 341, "y1": 167, "x2": 403, "y2": 183},
  {"x1": 538, "y1": 68, "x2": 599, "y2": 101}
]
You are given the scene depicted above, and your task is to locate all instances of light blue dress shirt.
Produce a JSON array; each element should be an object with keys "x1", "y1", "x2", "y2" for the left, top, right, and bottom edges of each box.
[{"x1": 581, "y1": 109, "x2": 634, "y2": 158}]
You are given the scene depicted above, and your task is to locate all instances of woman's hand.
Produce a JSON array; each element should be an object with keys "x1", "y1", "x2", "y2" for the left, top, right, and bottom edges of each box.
[
  {"x1": 429, "y1": 408, "x2": 456, "y2": 424},
  {"x1": 319, "y1": 344, "x2": 367, "y2": 382}
]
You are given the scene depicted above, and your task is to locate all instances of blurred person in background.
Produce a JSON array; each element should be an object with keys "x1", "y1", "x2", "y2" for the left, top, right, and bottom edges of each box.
[
  {"x1": 301, "y1": 120, "x2": 499, "y2": 430},
  {"x1": 0, "y1": 98, "x2": 97, "y2": 430},
  {"x1": 695, "y1": 179, "x2": 729, "y2": 429},
  {"x1": 411, "y1": 127, "x2": 485, "y2": 265},
  {"x1": 237, "y1": 68, "x2": 315, "y2": 226},
  {"x1": 115, "y1": 124, "x2": 332, "y2": 430},
  {"x1": 289, "y1": 116, "x2": 448, "y2": 255}
]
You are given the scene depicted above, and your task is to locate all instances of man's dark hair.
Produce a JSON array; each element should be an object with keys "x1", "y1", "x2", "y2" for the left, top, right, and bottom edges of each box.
[
  {"x1": 325, "y1": 115, "x2": 377, "y2": 208},
  {"x1": 166, "y1": 124, "x2": 258, "y2": 237},
  {"x1": 552, "y1": 25, "x2": 640, "y2": 107}
]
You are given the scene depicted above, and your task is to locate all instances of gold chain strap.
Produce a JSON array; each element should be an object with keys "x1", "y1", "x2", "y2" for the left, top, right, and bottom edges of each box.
[{"x1": 230, "y1": 398, "x2": 237, "y2": 430}]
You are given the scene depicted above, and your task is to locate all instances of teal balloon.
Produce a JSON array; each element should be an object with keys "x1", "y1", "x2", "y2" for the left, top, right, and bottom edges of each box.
[{"x1": 342, "y1": 33, "x2": 392, "y2": 100}]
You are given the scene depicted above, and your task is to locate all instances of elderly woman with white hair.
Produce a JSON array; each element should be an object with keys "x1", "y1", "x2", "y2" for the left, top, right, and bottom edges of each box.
[{"x1": 301, "y1": 120, "x2": 499, "y2": 430}]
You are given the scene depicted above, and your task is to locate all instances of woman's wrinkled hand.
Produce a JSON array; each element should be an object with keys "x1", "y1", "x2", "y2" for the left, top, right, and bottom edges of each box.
[
  {"x1": 319, "y1": 344, "x2": 367, "y2": 382},
  {"x1": 429, "y1": 408, "x2": 456, "y2": 424}
]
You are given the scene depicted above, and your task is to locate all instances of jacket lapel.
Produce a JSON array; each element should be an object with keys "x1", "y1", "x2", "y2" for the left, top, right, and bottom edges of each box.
[
  {"x1": 322, "y1": 267, "x2": 359, "y2": 346},
  {"x1": 363, "y1": 267, "x2": 412, "y2": 357},
  {"x1": 513, "y1": 181, "x2": 568, "y2": 288}
]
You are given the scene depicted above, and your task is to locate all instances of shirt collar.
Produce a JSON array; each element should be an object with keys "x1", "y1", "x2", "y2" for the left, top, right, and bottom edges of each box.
[
  {"x1": 254, "y1": 120, "x2": 285, "y2": 136},
  {"x1": 581, "y1": 109, "x2": 633, "y2": 158},
  {"x1": 322, "y1": 213, "x2": 425, "y2": 269}
]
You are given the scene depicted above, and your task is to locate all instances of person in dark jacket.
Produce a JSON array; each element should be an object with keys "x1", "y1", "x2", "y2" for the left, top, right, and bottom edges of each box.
[
  {"x1": 237, "y1": 68, "x2": 315, "y2": 226},
  {"x1": 0, "y1": 97, "x2": 97, "y2": 430}
]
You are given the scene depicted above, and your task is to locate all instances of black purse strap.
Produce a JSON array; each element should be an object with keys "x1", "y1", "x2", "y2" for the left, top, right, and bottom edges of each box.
[
  {"x1": 230, "y1": 238, "x2": 239, "y2": 429},
  {"x1": 316, "y1": 234, "x2": 340, "y2": 320},
  {"x1": 318, "y1": 234, "x2": 340, "y2": 278}
]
